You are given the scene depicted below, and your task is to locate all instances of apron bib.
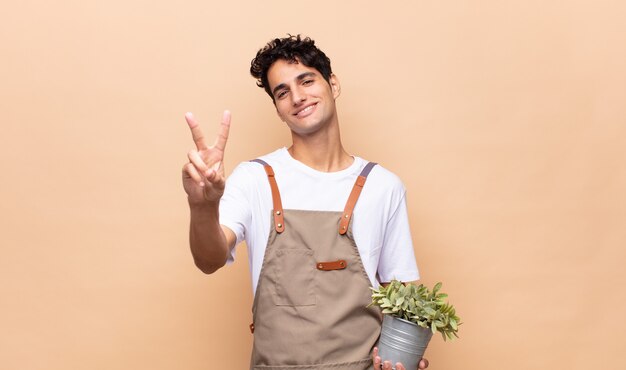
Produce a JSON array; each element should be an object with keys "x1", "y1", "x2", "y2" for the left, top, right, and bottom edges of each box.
[{"x1": 249, "y1": 160, "x2": 381, "y2": 370}]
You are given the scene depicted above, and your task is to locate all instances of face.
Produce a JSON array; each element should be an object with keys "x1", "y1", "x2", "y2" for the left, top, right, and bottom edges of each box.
[{"x1": 266, "y1": 59, "x2": 341, "y2": 136}]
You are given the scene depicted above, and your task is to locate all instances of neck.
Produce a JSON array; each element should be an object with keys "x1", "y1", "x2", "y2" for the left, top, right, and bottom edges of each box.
[{"x1": 288, "y1": 126, "x2": 352, "y2": 172}]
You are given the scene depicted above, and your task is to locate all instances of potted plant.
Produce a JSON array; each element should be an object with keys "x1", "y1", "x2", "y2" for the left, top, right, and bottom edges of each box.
[{"x1": 369, "y1": 280, "x2": 461, "y2": 369}]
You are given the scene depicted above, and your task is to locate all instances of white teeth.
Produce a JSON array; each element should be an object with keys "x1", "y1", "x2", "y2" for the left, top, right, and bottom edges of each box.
[{"x1": 297, "y1": 104, "x2": 315, "y2": 115}]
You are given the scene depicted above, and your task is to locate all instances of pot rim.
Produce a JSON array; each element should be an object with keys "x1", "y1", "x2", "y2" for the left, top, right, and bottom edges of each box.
[{"x1": 383, "y1": 314, "x2": 423, "y2": 327}]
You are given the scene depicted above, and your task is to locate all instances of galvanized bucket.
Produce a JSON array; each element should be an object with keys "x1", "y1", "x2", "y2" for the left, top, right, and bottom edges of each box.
[{"x1": 377, "y1": 315, "x2": 433, "y2": 369}]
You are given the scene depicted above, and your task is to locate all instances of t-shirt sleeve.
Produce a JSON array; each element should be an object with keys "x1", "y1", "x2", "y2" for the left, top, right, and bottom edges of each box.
[
  {"x1": 376, "y1": 191, "x2": 420, "y2": 283},
  {"x1": 219, "y1": 164, "x2": 254, "y2": 262}
]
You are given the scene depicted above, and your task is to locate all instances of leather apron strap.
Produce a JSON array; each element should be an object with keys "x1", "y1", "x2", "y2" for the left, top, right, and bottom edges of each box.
[
  {"x1": 251, "y1": 159, "x2": 378, "y2": 235},
  {"x1": 339, "y1": 162, "x2": 377, "y2": 234},
  {"x1": 250, "y1": 159, "x2": 285, "y2": 233}
]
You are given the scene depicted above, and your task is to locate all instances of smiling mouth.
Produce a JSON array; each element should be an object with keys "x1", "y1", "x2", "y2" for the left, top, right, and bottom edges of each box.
[{"x1": 294, "y1": 103, "x2": 317, "y2": 117}]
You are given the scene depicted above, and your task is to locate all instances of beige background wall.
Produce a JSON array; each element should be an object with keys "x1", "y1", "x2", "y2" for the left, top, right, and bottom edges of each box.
[{"x1": 1, "y1": 1, "x2": 625, "y2": 369}]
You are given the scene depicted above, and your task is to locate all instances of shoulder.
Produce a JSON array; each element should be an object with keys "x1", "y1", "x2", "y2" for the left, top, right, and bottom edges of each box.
[
  {"x1": 229, "y1": 148, "x2": 287, "y2": 177},
  {"x1": 257, "y1": 147, "x2": 290, "y2": 167},
  {"x1": 359, "y1": 159, "x2": 406, "y2": 195}
]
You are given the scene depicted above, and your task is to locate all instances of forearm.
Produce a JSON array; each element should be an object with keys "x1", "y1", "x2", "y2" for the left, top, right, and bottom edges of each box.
[{"x1": 188, "y1": 200, "x2": 230, "y2": 274}]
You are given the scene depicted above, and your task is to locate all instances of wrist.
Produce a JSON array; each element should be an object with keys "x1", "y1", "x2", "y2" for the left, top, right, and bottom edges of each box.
[{"x1": 188, "y1": 197, "x2": 220, "y2": 213}]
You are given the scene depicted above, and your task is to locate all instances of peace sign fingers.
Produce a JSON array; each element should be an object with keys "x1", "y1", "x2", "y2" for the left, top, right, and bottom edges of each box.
[
  {"x1": 185, "y1": 112, "x2": 209, "y2": 151},
  {"x1": 212, "y1": 110, "x2": 231, "y2": 153},
  {"x1": 182, "y1": 110, "x2": 232, "y2": 204}
]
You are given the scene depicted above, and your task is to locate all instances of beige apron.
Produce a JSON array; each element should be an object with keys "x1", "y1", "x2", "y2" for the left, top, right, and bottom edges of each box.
[{"x1": 249, "y1": 159, "x2": 382, "y2": 370}]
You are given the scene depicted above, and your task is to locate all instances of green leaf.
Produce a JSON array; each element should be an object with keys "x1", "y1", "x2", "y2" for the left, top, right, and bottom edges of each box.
[
  {"x1": 450, "y1": 318, "x2": 457, "y2": 330},
  {"x1": 424, "y1": 307, "x2": 436, "y2": 316},
  {"x1": 433, "y1": 282, "x2": 442, "y2": 294}
]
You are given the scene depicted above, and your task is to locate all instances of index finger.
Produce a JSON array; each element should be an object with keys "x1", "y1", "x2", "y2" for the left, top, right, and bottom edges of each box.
[
  {"x1": 185, "y1": 112, "x2": 209, "y2": 151},
  {"x1": 213, "y1": 110, "x2": 231, "y2": 152}
]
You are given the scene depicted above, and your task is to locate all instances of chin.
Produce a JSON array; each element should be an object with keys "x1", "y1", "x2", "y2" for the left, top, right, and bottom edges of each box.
[{"x1": 285, "y1": 119, "x2": 321, "y2": 134}]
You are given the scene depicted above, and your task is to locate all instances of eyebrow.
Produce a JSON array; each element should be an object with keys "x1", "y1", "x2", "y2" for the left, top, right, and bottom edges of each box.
[{"x1": 272, "y1": 72, "x2": 318, "y2": 96}]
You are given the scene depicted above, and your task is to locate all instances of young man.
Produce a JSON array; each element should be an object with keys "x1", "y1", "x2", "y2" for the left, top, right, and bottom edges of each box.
[{"x1": 182, "y1": 35, "x2": 428, "y2": 370}]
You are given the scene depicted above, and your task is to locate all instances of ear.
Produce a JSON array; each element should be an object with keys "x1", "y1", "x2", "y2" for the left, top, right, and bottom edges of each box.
[{"x1": 329, "y1": 74, "x2": 341, "y2": 99}]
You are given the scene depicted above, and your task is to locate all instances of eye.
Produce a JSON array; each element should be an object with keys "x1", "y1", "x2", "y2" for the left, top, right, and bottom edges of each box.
[
  {"x1": 302, "y1": 79, "x2": 314, "y2": 85},
  {"x1": 276, "y1": 90, "x2": 289, "y2": 99}
]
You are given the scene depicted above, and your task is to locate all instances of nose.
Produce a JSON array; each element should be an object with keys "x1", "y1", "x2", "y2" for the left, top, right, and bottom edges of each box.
[{"x1": 291, "y1": 86, "x2": 306, "y2": 106}]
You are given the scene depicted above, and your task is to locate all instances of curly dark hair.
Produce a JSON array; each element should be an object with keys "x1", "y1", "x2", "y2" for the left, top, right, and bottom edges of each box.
[{"x1": 250, "y1": 35, "x2": 333, "y2": 101}]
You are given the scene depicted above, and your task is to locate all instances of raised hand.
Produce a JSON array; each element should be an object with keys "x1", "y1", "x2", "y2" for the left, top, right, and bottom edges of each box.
[{"x1": 182, "y1": 111, "x2": 231, "y2": 205}]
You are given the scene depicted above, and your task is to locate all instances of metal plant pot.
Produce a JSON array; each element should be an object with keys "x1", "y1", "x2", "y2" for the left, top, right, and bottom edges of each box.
[{"x1": 377, "y1": 315, "x2": 433, "y2": 370}]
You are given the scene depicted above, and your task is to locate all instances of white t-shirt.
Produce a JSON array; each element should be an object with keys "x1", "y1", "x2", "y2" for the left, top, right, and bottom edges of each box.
[{"x1": 219, "y1": 148, "x2": 419, "y2": 295}]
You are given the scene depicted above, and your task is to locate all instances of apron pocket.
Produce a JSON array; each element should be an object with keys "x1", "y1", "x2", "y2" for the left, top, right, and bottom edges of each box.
[{"x1": 273, "y1": 249, "x2": 316, "y2": 306}]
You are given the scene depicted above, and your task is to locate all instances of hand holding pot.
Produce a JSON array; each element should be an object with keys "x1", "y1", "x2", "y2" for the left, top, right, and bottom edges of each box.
[{"x1": 373, "y1": 347, "x2": 429, "y2": 370}]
